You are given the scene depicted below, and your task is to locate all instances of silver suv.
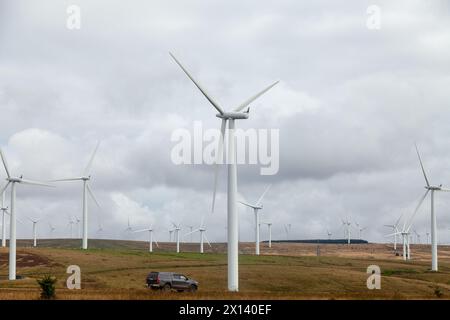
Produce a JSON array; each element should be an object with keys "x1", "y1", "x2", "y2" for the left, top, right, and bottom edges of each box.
[{"x1": 146, "y1": 272, "x2": 199, "y2": 292}]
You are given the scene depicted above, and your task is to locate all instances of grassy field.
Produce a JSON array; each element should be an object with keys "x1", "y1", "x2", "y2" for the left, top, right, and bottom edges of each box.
[{"x1": 1, "y1": 239, "x2": 450, "y2": 300}]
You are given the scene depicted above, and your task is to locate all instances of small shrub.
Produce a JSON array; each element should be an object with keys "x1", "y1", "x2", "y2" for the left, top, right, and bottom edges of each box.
[
  {"x1": 434, "y1": 286, "x2": 443, "y2": 298},
  {"x1": 37, "y1": 275, "x2": 57, "y2": 299}
]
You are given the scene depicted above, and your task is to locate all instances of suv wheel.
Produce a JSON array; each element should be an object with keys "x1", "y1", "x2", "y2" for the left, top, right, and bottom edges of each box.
[
  {"x1": 189, "y1": 285, "x2": 197, "y2": 293},
  {"x1": 162, "y1": 284, "x2": 171, "y2": 292}
]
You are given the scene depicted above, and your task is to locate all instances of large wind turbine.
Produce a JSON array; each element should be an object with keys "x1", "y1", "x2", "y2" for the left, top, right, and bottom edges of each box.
[
  {"x1": 239, "y1": 185, "x2": 271, "y2": 255},
  {"x1": 384, "y1": 214, "x2": 403, "y2": 251},
  {"x1": 51, "y1": 142, "x2": 101, "y2": 249},
  {"x1": 0, "y1": 149, "x2": 53, "y2": 280},
  {"x1": 185, "y1": 216, "x2": 211, "y2": 254},
  {"x1": 415, "y1": 144, "x2": 449, "y2": 271},
  {"x1": 170, "y1": 53, "x2": 278, "y2": 292},
  {"x1": 27, "y1": 217, "x2": 43, "y2": 247},
  {"x1": 133, "y1": 226, "x2": 158, "y2": 252},
  {"x1": 1, "y1": 190, "x2": 8, "y2": 247}
]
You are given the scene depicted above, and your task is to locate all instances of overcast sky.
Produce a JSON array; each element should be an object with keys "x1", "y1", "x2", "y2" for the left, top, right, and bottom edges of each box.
[{"x1": 1, "y1": 0, "x2": 450, "y2": 244}]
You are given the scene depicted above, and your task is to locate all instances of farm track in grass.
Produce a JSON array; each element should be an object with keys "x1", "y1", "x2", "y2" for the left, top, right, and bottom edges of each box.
[{"x1": 1, "y1": 239, "x2": 450, "y2": 299}]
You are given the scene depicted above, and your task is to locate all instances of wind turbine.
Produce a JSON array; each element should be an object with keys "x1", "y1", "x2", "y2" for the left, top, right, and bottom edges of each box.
[
  {"x1": 386, "y1": 192, "x2": 427, "y2": 261},
  {"x1": 170, "y1": 52, "x2": 278, "y2": 292},
  {"x1": 239, "y1": 185, "x2": 271, "y2": 255},
  {"x1": 133, "y1": 226, "x2": 158, "y2": 252},
  {"x1": 50, "y1": 141, "x2": 101, "y2": 250},
  {"x1": 355, "y1": 223, "x2": 367, "y2": 240},
  {"x1": 0, "y1": 149, "x2": 53, "y2": 280},
  {"x1": 342, "y1": 219, "x2": 351, "y2": 245},
  {"x1": 426, "y1": 231, "x2": 430, "y2": 245},
  {"x1": 67, "y1": 216, "x2": 75, "y2": 238},
  {"x1": 186, "y1": 225, "x2": 194, "y2": 243},
  {"x1": 284, "y1": 224, "x2": 291, "y2": 240},
  {"x1": 96, "y1": 222, "x2": 104, "y2": 237},
  {"x1": 27, "y1": 217, "x2": 43, "y2": 247},
  {"x1": 384, "y1": 213, "x2": 403, "y2": 251},
  {"x1": 413, "y1": 230, "x2": 421, "y2": 244},
  {"x1": 48, "y1": 222, "x2": 56, "y2": 237},
  {"x1": 168, "y1": 228, "x2": 174, "y2": 242},
  {"x1": 75, "y1": 216, "x2": 81, "y2": 238},
  {"x1": 184, "y1": 216, "x2": 211, "y2": 253},
  {"x1": 1, "y1": 190, "x2": 8, "y2": 247},
  {"x1": 170, "y1": 222, "x2": 182, "y2": 253},
  {"x1": 415, "y1": 144, "x2": 450, "y2": 271},
  {"x1": 260, "y1": 222, "x2": 272, "y2": 248},
  {"x1": 326, "y1": 229, "x2": 332, "y2": 240},
  {"x1": 124, "y1": 217, "x2": 133, "y2": 234}
]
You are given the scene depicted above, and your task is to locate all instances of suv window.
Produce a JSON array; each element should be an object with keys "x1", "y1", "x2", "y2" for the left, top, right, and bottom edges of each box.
[{"x1": 179, "y1": 275, "x2": 187, "y2": 281}]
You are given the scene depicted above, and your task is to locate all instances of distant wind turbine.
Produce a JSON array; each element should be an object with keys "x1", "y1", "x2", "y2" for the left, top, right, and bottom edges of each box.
[
  {"x1": 384, "y1": 213, "x2": 403, "y2": 251},
  {"x1": 260, "y1": 222, "x2": 272, "y2": 248},
  {"x1": 50, "y1": 141, "x2": 101, "y2": 250},
  {"x1": 239, "y1": 185, "x2": 271, "y2": 255},
  {"x1": 27, "y1": 217, "x2": 43, "y2": 247},
  {"x1": 1, "y1": 190, "x2": 8, "y2": 247},
  {"x1": 133, "y1": 226, "x2": 158, "y2": 252},
  {"x1": 184, "y1": 215, "x2": 211, "y2": 254}
]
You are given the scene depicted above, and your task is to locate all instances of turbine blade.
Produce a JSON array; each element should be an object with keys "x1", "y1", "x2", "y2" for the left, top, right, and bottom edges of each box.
[
  {"x1": 86, "y1": 183, "x2": 101, "y2": 209},
  {"x1": 0, "y1": 181, "x2": 11, "y2": 195},
  {"x1": 438, "y1": 187, "x2": 450, "y2": 192},
  {"x1": 133, "y1": 228, "x2": 150, "y2": 233},
  {"x1": 83, "y1": 141, "x2": 100, "y2": 176},
  {"x1": 211, "y1": 119, "x2": 226, "y2": 213},
  {"x1": 385, "y1": 232, "x2": 401, "y2": 237},
  {"x1": 19, "y1": 179, "x2": 55, "y2": 187},
  {"x1": 415, "y1": 144, "x2": 430, "y2": 187},
  {"x1": 233, "y1": 81, "x2": 279, "y2": 112},
  {"x1": 50, "y1": 177, "x2": 83, "y2": 182},
  {"x1": 255, "y1": 184, "x2": 272, "y2": 206},
  {"x1": 184, "y1": 229, "x2": 200, "y2": 237},
  {"x1": 406, "y1": 189, "x2": 429, "y2": 232},
  {"x1": 238, "y1": 201, "x2": 256, "y2": 209},
  {"x1": 0, "y1": 149, "x2": 11, "y2": 178},
  {"x1": 154, "y1": 239, "x2": 159, "y2": 248},
  {"x1": 394, "y1": 213, "x2": 403, "y2": 228},
  {"x1": 203, "y1": 233, "x2": 212, "y2": 247},
  {"x1": 169, "y1": 52, "x2": 224, "y2": 114}
]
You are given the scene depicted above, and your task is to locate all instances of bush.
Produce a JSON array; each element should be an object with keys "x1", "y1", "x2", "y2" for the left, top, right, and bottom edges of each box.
[
  {"x1": 434, "y1": 286, "x2": 443, "y2": 298},
  {"x1": 37, "y1": 275, "x2": 57, "y2": 299}
]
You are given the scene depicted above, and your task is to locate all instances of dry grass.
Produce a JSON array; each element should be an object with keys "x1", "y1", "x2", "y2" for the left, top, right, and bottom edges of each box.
[{"x1": 1, "y1": 240, "x2": 450, "y2": 300}]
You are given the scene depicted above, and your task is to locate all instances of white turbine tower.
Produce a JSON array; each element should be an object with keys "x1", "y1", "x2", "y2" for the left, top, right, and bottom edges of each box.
[
  {"x1": 133, "y1": 226, "x2": 159, "y2": 252},
  {"x1": 260, "y1": 222, "x2": 272, "y2": 248},
  {"x1": 239, "y1": 185, "x2": 271, "y2": 255},
  {"x1": 415, "y1": 144, "x2": 450, "y2": 271},
  {"x1": 27, "y1": 217, "x2": 43, "y2": 247},
  {"x1": 384, "y1": 214, "x2": 403, "y2": 251},
  {"x1": 170, "y1": 53, "x2": 278, "y2": 292},
  {"x1": 1, "y1": 190, "x2": 8, "y2": 247},
  {"x1": 51, "y1": 142, "x2": 101, "y2": 249},
  {"x1": 0, "y1": 149, "x2": 53, "y2": 280},
  {"x1": 185, "y1": 216, "x2": 212, "y2": 254},
  {"x1": 326, "y1": 229, "x2": 332, "y2": 240}
]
